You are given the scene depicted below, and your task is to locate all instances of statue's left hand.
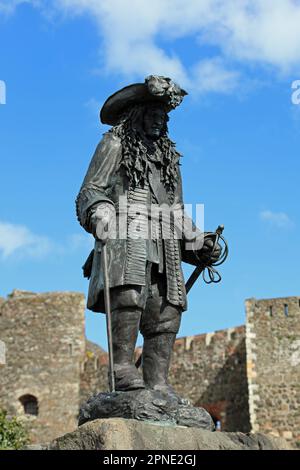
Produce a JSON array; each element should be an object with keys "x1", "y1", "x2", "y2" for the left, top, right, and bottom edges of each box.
[{"x1": 198, "y1": 235, "x2": 222, "y2": 264}]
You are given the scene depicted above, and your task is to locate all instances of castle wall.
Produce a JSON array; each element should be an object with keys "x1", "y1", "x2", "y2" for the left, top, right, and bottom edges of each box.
[
  {"x1": 0, "y1": 341, "x2": 5, "y2": 368},
  {"x1": 0, "y1": 297, "x2": 5, "y2": 368},
  {"x1": 0, "y1": 290, "x2": 85, "y2": 444},
  {"x1": 168, "y1": 326, "x2": 251, "y2": 432},
  {"x1": 246, "y1": 297, "x2": 300, "y2": 448},
  {"x1": 80, "y1": 340, "x2": 108, "y2": 404}
]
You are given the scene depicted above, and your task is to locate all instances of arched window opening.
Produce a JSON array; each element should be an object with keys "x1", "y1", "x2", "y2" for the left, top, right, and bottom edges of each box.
[
  {"x1": 215, "y1": 420, "x2": 222, "y2": 431},
  {"x1": 210, "y1": 414, "x2": 222, "y2": 431},
  {"x1": 269, "y1": 306, "x2": 273, "y2": 317},
  {"x1": 197, "y1": 402, "x2": 223, "y2": 432},
  {"x1": 19, "y1": 394, "x2": 39, "y2": 416}
]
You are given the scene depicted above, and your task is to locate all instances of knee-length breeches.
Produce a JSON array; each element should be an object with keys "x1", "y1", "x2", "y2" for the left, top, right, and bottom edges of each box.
[{"x1": 110, "y1": 263, "x2": 182, "y2": 337}]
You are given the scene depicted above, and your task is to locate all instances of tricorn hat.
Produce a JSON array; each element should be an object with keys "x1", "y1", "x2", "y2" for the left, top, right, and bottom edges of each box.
[{"x1": 100, "y1": 75, "x2": 187, "y2": 126}]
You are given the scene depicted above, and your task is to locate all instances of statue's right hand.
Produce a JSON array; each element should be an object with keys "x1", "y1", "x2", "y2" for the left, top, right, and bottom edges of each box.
[{"x1": 90, "y1": 202, "x2": 115, "y2": 241}]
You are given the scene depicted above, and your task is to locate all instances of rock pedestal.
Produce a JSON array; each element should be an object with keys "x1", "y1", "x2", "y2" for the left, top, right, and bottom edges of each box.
[
  {"x1": 49, "y1": 418, "x2": 291, "y2": 450},
  {"x1": 78, "y1": 389, "x2": 214, "y2": 430}
]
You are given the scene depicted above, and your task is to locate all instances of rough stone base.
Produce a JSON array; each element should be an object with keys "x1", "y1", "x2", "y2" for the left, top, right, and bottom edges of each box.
[
  {"x1": 49, "y1": 418, "x2": 291, "y2": 450},
  {"x1": 78, "y1": 389, "x2": 214, "y2": 430}
]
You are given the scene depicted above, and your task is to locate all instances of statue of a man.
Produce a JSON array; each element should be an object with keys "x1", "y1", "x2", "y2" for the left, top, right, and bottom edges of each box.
[{"x1": 76, "y1": 76, "x2": 221, "y2": 400}]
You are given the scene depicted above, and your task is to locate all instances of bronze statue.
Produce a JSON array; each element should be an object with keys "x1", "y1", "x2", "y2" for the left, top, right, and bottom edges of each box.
[{"x1": 76, "y1": 76, "x2": 224, "y2": 404}]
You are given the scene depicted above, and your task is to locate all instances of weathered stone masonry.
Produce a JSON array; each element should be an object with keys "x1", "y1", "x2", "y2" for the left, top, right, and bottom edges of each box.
[
  {"x1": 80, "y1": 340, "x2": 108, "y2": 404},
  {"x1": 246, "y1": 296, "x2": 300, "y2": 446},
  {"x1": 168, "y1": 326, "x2": 250, "y2": 432},
  {"x1": 0, "y1": 290, "x2": 85, "y2": 443}
]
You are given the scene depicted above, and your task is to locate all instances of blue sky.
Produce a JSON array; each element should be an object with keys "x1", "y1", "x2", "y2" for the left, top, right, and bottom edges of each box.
[{"x1": 1, "y1": 0, "x2": 300, "y2": 348}]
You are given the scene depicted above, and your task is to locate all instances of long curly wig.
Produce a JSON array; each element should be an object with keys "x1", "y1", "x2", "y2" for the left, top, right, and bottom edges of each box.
[{"x1": 110, "y1": 103, "x2": 181, "y2": 194}]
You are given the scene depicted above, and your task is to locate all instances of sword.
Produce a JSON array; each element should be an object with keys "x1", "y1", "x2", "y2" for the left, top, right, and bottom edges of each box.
[
  {"x1": 102, "y1": 240, "x2": 116, "y2": 392},
  {"x1": 135, "y1": 224, "x2": 228, "y2": 369},
  {"x1": 185, "y1": 224, "x2": 226, "y2": 292}
]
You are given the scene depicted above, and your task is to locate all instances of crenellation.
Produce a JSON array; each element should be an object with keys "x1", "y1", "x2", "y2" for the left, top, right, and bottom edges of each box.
[{"x1": 184, "y1": 336, "x2": 195, "y2": 351}]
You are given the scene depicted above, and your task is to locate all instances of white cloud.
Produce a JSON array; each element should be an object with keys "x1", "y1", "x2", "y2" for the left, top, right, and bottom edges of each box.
[
  {"x1": 191, "y1": 57, "x2": 240, "y2": 94},
  {"x1": 0, "y1": 221, "x2": 53, "y2": 259},
  {"x1": 2, "y1": 0, "x2": 300, "y2": 93},
  {"x1": 0, "y1": 221, "x2": 93, "y2": 260},
  {"x1": 260, "y1": 210, "x2": 294, "y2": 228},
  {"x1": 53, "y1": 0, "x2": 300, "y2": 90},
  {"x1": 68, "y1": 233, "x2": 94, "y2": 251}
]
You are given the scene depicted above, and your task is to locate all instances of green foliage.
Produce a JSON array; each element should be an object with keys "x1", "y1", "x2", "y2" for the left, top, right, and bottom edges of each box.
[{"x1": 0, "y1": 409, "x2": 29, "y2": 450}]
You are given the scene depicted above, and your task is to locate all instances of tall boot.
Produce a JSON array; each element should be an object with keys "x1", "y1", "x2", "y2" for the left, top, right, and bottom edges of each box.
[
  {"x1": 111, "y1": 308, "x2": 145, "y2": 391},
  {"x1": 142, "y1": 332, "x2": 181, "y2": 401}
]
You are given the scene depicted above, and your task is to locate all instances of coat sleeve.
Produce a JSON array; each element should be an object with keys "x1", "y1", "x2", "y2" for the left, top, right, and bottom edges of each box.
[
  {"x1": 76, "y1": 132, "x2": 122, "y2": 233},
  {"x1": 174, "y1": 165, "x2": 204, "y2": 266}
]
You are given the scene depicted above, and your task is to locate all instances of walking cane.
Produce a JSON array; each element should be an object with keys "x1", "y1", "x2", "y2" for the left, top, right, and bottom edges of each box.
[{"x1": 102, "y1": 240, "x2": 116, "y2": 392}]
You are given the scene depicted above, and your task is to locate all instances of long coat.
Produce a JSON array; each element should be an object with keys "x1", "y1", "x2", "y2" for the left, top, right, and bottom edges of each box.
[{"x1": 76, "y1": 132, "x2": 197, "y2": 313}]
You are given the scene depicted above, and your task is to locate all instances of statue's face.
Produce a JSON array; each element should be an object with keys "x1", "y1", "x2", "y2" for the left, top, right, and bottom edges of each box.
[{"x1": 143, "y1": 105, "x2": 166, "y2": 140}]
